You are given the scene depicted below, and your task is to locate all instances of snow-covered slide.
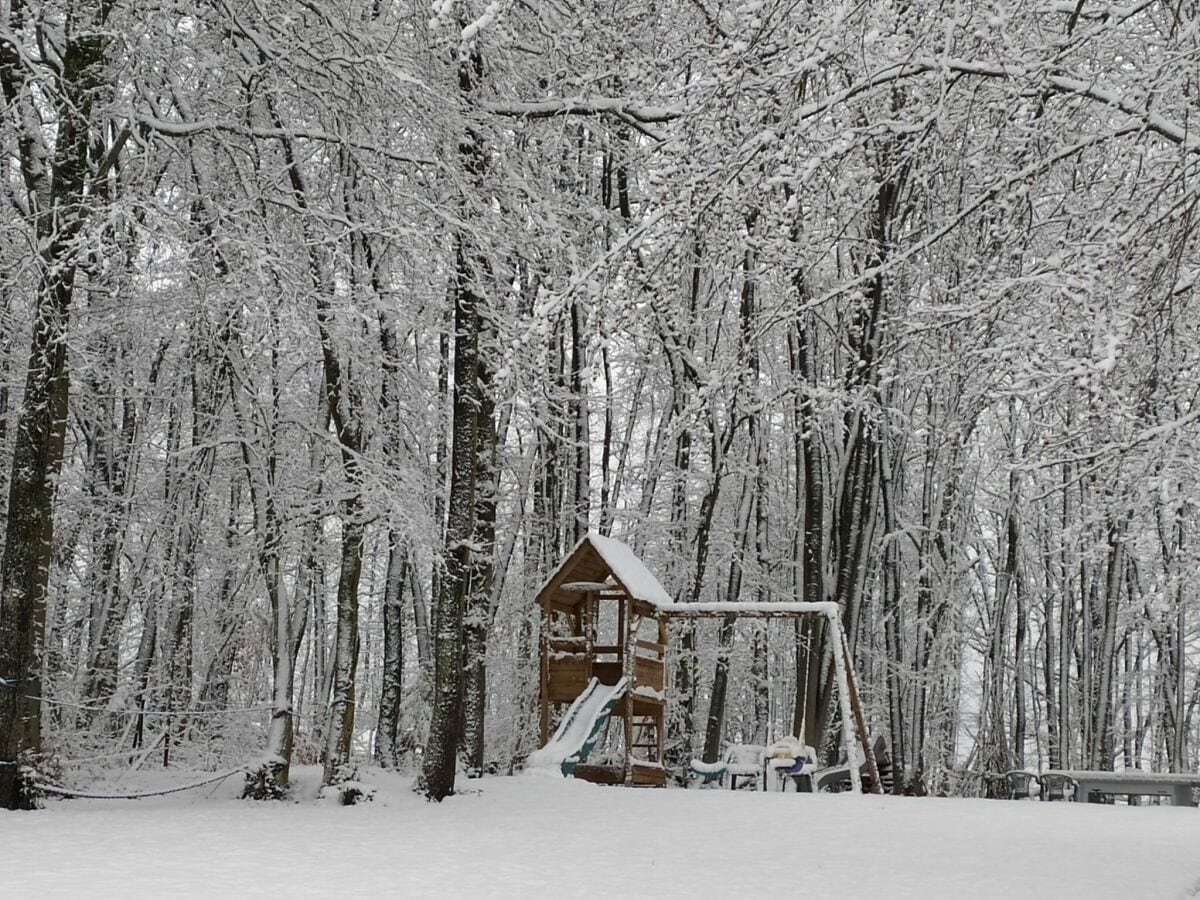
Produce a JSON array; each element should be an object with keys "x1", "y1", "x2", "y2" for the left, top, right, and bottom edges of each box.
[{"x1": 526, "y1": 677, "x2": 629, "y2": 777}]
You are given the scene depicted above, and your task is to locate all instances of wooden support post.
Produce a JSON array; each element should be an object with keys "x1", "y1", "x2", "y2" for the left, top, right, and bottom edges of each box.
[
  {"x1": 828, "y1": 614, "x2": 863, "y2": 794},
  {"x1": 616, "y1": 598, "x2": 626, "y2": 669},
  {"x1": 840, "y1": 629, "x2": 882, "y2": 795},
  {"x1": 658, "y1": 616, "x2": 667, "y2": 764},
  {"x1": 588, "y1": 592, "x2": 597, "y2": 647},
  {"x1": 621, "y1": 604, "x2": 635, "y2": 784},
  {"x1": 538, "y1": 601, "x2": 550, "y2": 746}
]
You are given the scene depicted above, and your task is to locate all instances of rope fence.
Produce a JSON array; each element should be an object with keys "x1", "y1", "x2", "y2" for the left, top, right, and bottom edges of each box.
[
  {"x1": 4, "y1": 679, "x2": 275, "y2": 798},
  {"x1": 36, "y1": 766, "x2": 249, "y2": 801}
]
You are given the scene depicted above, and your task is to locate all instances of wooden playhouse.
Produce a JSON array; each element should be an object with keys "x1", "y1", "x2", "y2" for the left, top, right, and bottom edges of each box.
[{"x1": 535, "y1": 533, "x2": 670, "y2": 787}]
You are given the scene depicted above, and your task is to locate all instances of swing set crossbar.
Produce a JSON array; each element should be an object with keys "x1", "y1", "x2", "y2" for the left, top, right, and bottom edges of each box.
[{"x1": 652, "y1": 601, "x2": 839, "y2": 619}]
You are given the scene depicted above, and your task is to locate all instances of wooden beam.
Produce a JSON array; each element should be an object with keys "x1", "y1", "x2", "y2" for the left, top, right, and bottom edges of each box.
[
  {"x1": 621, "y1": 601, "x2": 634, "y2": 785},
  {"x1": 661, "y1": 608, "x2": 831, "y2": 619},
  {"x1": 538, "y1": 600, "x2": 550, "y2": 746},
  {"x1": 841, "y1": 631, "x2": 883, "y2": 795}
]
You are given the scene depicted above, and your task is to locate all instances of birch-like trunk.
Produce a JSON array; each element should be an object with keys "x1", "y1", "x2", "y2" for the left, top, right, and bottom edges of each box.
[{"x1": 375, "y1": 536, "x2": 408, "y2": 768}]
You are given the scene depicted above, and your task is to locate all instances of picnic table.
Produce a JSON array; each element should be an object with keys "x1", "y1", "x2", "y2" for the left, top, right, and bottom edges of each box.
[{"x1": 1042, "y1": 769, "x2": 1200, "y2": 807}]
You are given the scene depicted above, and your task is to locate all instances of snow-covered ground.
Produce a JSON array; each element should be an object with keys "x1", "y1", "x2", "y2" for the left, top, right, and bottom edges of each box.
[{"x1": 4, "y1": 766, "x2": 1200, "y2": 899}]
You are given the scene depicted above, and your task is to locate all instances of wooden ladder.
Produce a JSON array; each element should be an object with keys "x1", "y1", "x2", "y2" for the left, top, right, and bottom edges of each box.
[{"x1": 630, "y1": 714, "x2": 661, "y2": 762}]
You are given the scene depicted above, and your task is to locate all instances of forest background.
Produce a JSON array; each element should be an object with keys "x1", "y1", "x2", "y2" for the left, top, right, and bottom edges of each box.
[{"x1": 1, "y1": 0, "x2": 1198, "y2": 809}]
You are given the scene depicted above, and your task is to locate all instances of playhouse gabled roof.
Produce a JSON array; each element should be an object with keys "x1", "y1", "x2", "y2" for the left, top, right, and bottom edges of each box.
[{"x1": 535, "y1": 532, "x2": 673, "y2": 609}]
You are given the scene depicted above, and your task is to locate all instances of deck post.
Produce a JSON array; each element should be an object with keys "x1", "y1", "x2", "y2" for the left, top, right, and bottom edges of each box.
[
  {"x1": 538, "y1": 598, "x2": 550, "y2": 746},
  {"x1": 621, "y1": 601, "x2": 635, "y2": 784}
]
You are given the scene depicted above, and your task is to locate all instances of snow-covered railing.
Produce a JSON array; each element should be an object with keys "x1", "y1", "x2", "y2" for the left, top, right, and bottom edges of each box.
[
  {"x1": 652, "y1": 601, "x2": 841, "y2": 618},
  {"x1": 633, "y1": 639, "x2": 664, "y2": 660}
]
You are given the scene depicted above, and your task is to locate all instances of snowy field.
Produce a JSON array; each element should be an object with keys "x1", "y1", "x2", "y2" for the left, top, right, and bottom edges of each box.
[{"x1": 4, "y1": 767, "x2": 1200, "y2": 899}]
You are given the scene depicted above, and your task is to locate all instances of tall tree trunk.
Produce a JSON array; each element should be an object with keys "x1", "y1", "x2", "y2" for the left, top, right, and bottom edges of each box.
[
  {"x1": 1057, "y1": 458, "x2": 1074, "y2": 767},
  {"x1": 1090, "y1": 516, "x2": 1125, "y2": 769},
  {"x1": 1042, "y1": 543, "x2": 1060, "y2": 769},
  {"x1": 228, "y1": 325, "x2": 307, "y2": 798},
  {"x1": 199, "y1": 480, "x2": 244, "y2": 711},
  {"x1": 878, "y1": 433, "x2": 907, "y2": 788},
  {"x1": 80, "y1": 346, "x2": 138, "y2": 712},
  {"x1": 568, "y1": 298, "x2": 590, "y2": 541},
  {"x1": 788, "y1": 314, "x2": 826, "y2": 747},
  {"x1": 267, "y1": 108, "x2": 371, "y2": 787},
  {"x1": 422, "y1": 236, "x2": 484, "y2": 800},
  {"x1": 980, "y1": 475, "x2": 1019, "y2": 774},
  {"x1": 0, "y1": 2, "x2": 115, "y2": 810},
  {"x1": 375, "y1": 535, "x2": 408, "y2": 768},
  {"x1": 1013, "y1": 523, "x2": 1028, "y2": 769},
  {"x1": 323, "y1": 514, "x2": 364, "y2": 784},
  {"x1": 421, "y1": 31, "x2": 494, "y2": 800},
  {"x1": 701, "y1": 477, "x2": 754, "y2": 763},
  {"x1": 702, "y1": 211, "x2": 763, "y2": 763},
  {"x1": 461, "y1": 378, "x2": 497, "y2": 777}
]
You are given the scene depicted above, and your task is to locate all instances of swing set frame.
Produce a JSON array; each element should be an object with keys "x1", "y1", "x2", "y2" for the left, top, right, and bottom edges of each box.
[{"x1": 659, "y1": 602, "x2": 881, "y2": 795}]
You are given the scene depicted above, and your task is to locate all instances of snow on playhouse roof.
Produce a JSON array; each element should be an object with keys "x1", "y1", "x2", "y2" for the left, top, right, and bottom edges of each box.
[{"x1": 536, "y1": 532, "x2": 673, "y2": 609}]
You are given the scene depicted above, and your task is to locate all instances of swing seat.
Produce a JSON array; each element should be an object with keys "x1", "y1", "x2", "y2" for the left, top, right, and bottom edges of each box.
[
  {"x1": 768, "y1": 755, "x2": 815, "y2": 791},
  {"x1": 689, "y1": 760, "x2": 727, "y2": 784},
  {"x1": 725, "y1": 744, "x2": 768, "y2": 789}
]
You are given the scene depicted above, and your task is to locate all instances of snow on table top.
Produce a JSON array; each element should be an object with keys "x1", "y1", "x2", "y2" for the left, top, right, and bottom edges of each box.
[
  {"x1": 1046, "y1": 769, "x2": 1200, "y2": 785},
  {"x1": 7, "y1": 767, "x2": 1200, "y2": 900}
]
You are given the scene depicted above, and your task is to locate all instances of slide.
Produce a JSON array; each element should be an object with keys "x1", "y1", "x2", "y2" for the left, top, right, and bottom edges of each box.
[{"x1": 527, "y1": 677, "x2": 629, "y2": 777}]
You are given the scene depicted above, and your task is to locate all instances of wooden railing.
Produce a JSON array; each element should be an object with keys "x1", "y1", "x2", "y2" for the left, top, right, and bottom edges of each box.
[
  {"x1": 635, "y1": 639, "x2": 665, "y2": 659},
  {"x1": 546, "y1": 638, "x2": 667, "y2": 702},
  {"x1": 546, "y1": 654, "x2": 591, "y2": 701},
  {"x1": 633, "y1": 640, "x2": 665, "y2": 694}
]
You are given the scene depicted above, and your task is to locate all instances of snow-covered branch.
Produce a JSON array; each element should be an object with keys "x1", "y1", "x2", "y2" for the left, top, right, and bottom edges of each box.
[
  {"x1": 133, "y1": 115, "x2": 437, "y2": 166},
  {"x1": 1035, "y1": 1, "x2": 1152, "y2": 17},
  {"x1": 798, "y1": 56, "x2": 1200, "y2": 153},
  {"x1": 482, "y1": 96, "x2": 681, "y2": 139}
]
